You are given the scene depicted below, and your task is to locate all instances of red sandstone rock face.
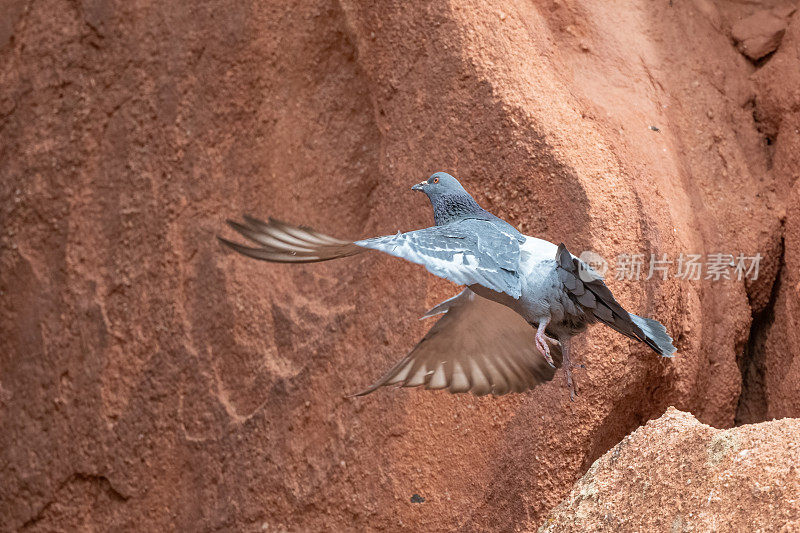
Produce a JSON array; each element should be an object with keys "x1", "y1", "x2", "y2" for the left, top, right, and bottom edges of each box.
[
  {"x1": 538, "y1": 408, "x2": 800, "y2": 532},
  {"x1": 0, "y1": 0, "x2": 797, "y2": 530}
]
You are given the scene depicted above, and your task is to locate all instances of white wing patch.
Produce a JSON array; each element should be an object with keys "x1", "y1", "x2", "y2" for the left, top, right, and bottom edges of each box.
[{"x1": 355, "y1": 221, "x2": 522, "y2": 298}]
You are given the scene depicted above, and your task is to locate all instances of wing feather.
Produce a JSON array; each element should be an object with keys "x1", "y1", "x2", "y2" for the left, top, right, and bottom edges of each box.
[
  {"x1": 356, "y1": 220, "x2": 521, "y2": 297},
  {"x1": 220, "y1": 216, "x2": 522, "y2": 297},
  {"x1": 219, "y1": 216, "x2": 364, "y2": 263},
  {"x1": 350, "y1": 289, "x2": 562, "y2": 397}
]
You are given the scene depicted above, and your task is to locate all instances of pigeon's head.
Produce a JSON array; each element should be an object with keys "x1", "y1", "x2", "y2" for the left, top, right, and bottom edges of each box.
[
  {"x1": 411, "y1": 172, "x2": 488, "y2": 226},
  {"x1": 411, "y1": 172, "x2": 468, "y2": 198}
]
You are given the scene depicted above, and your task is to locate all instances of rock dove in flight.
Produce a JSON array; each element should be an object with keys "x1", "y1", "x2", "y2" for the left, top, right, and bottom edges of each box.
[{"x1": 219, "y1": 172, "x2": 676, "y2": 401}]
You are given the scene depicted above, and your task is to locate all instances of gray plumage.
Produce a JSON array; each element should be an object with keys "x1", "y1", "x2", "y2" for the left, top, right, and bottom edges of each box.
[{"x1": 219, "y1": 171, "x2": 676, "y2": 401}]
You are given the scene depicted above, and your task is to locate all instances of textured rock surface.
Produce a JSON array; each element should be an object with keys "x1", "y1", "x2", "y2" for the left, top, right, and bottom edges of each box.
[
  {"x1": 759, "y1": 181, "x2": 800, "y2": 420},
  {"x1": 731, "y1": 9, "x2": 792, "y2": 61},
  {"x1": 740, "y1": 11, "x2": 800, "y2": 425},
  {"x1": 538, "y1": 408, "x2": 800, "y2": 532},
  {"x1": 0, "y1": 0, "x2": 798, "y2": 531}
]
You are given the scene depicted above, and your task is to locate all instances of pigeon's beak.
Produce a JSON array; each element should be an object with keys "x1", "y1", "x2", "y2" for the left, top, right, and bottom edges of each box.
[{"x1": 411, "y1": 181, "x2": 426, "y2": 192}]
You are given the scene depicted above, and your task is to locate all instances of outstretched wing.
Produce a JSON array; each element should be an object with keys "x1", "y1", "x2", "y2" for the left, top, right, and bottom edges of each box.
[
  {"x1": 351, "y1": 289, "x2": 562, "y2": 397},
  {"x1": 219, "y1": 216, "x2": 522, "y2": 298},
  {"x1": 555, "y1": 243, "x2": 676, "y2": 356}
]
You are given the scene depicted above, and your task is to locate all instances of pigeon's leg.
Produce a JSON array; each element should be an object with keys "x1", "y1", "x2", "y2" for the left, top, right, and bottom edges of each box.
[
  {"x1": 561, "y1": 337, "x2": 576, "y2": 402},
  {"x1": 535, "y1": 319, "x2": 556, "y2": 368}
]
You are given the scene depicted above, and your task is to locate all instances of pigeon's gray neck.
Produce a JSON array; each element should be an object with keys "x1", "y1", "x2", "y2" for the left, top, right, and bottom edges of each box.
[{"x1": 431, "y1": 193, "x2": 491, "y2": 226}]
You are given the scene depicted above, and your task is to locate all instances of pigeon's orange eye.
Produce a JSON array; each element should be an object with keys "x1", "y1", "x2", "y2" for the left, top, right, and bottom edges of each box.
[{"x1": 433, "y1": 177, "x2": 439, "y2": 184}]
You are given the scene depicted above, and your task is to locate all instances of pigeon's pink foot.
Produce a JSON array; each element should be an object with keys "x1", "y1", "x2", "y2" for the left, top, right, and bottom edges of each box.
[
  {"x1": 535, "y1": 334, "x2": 553, "y2": 366},
  {"x1": 535, "y1": 319, "x2": 556, "y2": 368}
]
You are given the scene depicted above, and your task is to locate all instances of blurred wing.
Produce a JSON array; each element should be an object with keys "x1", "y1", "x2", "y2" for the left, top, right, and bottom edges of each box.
[
  {"x1": 219, "y1": 216, "x2": 522, "y2": 298},
  {"x1": 351, "y1": 289, "x2": 562, "y2": 397},
  {"x1": 218, "y1": 216, "x2": 365, "y2": 263}
]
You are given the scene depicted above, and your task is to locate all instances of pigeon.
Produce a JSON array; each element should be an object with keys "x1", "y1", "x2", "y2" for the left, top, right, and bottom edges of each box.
[{"x1": 219, "y1": 172, "x2": 676, "y2": 401}]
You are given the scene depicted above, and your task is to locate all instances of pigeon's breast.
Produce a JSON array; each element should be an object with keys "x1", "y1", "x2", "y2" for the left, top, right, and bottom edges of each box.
[{"x1": 515, "y1": 236, "x2": 568, "y2": 322}]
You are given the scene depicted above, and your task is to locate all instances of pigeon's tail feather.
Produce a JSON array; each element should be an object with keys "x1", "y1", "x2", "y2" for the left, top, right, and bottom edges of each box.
[
  {"x1": 630, "y1": 314, "x2": 677, "y2": 357},
  {"x1": 219, "y1": 216, "x2": 366, "y2": 264},
  {"x1": 556, "y1": 243, "x2": 676, "y2": 357}
]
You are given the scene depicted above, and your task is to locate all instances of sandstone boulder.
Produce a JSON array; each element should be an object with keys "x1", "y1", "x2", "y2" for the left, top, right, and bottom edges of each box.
[
  {"x1": 539, "y1": 408, "x2": 800, "y2": 532},
  {"x1": 731, "y1": 9, "x2": 793, "y2": 61}
]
